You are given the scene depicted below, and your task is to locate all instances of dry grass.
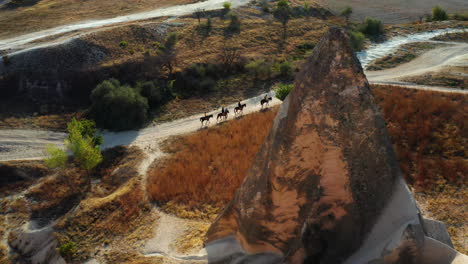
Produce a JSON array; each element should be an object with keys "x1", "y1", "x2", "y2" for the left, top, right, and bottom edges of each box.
[
  {"x1": 414, "y1": 179, "x2": 467, "y2": 254},
  {"x1": 147, "y1": 107, "x2": 278, "y2": 210},
  {"x1": 172, "y1": 222, "x2": 210, "y2": 254},
  {"x1": 0, "y1": 0, "x2": 198, "y2": 38},
  {"x1": 372, "y1": 85, "x2": 467, "y2": 188}
]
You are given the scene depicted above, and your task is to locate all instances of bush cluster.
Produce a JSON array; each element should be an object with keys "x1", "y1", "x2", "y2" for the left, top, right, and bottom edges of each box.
[
  {"x1": 274, "y1": 83, "x2": 293, "y2": 101},
  {"x1": 89, "y1": 79, "x2": 149, "y2": 130},
  {"x1": 172, "y1": 63, "x2": 222, "y2": 97},
  {"x1": 432, "y1": 6, "x2": 448, "y2": 21},
  {"x1": 245, "y1": 59, "x2": 295, "y2": 80},
  {"x1": 358, "y1": 17, "x2": 384, "y2": 37},
  {"x1": 348, "y1": 31, "x2": 366, "y2": 51}
]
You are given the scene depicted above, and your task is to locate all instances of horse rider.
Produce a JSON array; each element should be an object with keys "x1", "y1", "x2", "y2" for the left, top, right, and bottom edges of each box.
[
  {"x1": 238, "y1": 101, "x2": 242, "y2": 108},
  {"x1": 263, "y1": 94, "x2": 268, "y2": 101}
]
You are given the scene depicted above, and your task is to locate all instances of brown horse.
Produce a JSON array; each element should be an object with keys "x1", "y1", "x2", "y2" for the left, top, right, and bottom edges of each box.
[
  {"x1": 217, "y1": 109, "x2": 229, "y2": 121},
  {"x1": 234, "y1": 104, "x2": 246, "y2": 115},
  {"x1": 200, "y1": 114, "x2": 213, "y2": 126},
  {"x1": 261, "y1": 97, "x2": 272, "y2": 108}
]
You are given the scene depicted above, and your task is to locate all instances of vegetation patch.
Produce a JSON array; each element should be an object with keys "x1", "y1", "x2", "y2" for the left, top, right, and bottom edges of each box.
[
  {"x1": 366, "y1": 42, "x2": 448, "y2": 71},
  {"x1": 147, "y1": 108, "x2": 278, "y2": 213}
]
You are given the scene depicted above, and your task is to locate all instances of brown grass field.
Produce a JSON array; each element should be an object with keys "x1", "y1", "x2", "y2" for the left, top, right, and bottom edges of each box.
[
  {"x1": 147, "y1": 108, "x2": 278, "y2": 208},
  {"x1": 147, "y1": 85, "x2": 467, "y2": 252}
]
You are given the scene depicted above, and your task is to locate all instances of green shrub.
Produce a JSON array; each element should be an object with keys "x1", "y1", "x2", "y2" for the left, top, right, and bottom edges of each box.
[
  {"x1": 44, "y1": 144, "x2": 67, "y2": 169},
  {"x1": 59, "y1": 241, "x2": 77, "y2": 259},
  {"x1": 274, "y1": 0, "x2": 291, "y2": 40},
  {"x1": 226, "y1": 12, "x2": 241, "y2": 33},
  {"x1": 119, "y1": 41, "x2": 128, "y2": 48},
  {"x1": 452, "y1": 13, "x2": 468, "y2": 21},
  {"x1": 432, "y1": 6, "x2": 448, "y2": 21},
  {"x1": 340, "y1": 6, "x2": 353, "y2": 23},
  {"x1": 136, "y1": 81, "x2": 164, "y2": 107},
  {"x1": 358, "y1": 17, "x2": 384, "y2": 37},
  {"x1": 275, "y1": 83, "x2": 293, "y2": 101},
  {"x1": 223, "y1": 2, "x2": 232, "y2": 12},
  {"x1": 245, "y1": 59, "x2": 273, "y2": 80},
  {"x1": 278, "y1": 61, "x2": 293, "y2": 78},
  {"x1": 45, "y1": 119, "x2": 103, "y2": 171},
  {"x1": 90, "y1": 79, "x2": 149, "y2": 130},
  {"x1": 260, "y1": 0, "x2": 269, "y2": 13},
  {"x1": 173, "y1": 63, "x2": 221, "y2": 97},
  {"x1": 349, "y1": 31, "x2": 366, "y2": 51},
  {"x1": 165, "y1": 32, "x2": 178, "y2": 50}
]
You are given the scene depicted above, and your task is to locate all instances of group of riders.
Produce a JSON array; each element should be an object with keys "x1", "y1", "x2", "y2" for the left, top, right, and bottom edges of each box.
[{"x1": 200, "y1": 94, "x2": 273, "y2": 126}]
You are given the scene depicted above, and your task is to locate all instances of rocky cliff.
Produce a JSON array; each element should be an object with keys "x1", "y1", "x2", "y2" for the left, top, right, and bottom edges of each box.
[{"x1": 204, "y1": 28, "x2": 467, "y2": 264}]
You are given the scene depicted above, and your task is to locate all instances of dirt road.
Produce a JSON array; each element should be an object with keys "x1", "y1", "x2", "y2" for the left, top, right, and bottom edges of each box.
[
  {"x1": 0, "y1": 93, "x2": 280, "y2": 161},
  {"x1": 366, "y1": 42, "x2": 468, "y2": 83}
]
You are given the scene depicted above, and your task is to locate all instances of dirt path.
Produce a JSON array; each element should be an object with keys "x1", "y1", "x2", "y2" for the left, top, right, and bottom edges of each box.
[
  {"x1": 0, "y1": 93, "x2": 280, "y2": 162},
  {"x1": 366, "y1": 42, "x2": 468, "y2": 83}
]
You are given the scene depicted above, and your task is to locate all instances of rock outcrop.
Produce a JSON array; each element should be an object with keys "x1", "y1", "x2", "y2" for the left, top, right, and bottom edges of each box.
[{"x1": 204, "y1": 28, "x2": 467, "y2": 264}]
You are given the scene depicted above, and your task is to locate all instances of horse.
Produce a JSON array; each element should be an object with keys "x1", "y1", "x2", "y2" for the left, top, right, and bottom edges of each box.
[
  {"x1": 234, "y1": 104, "x2": 246, "y2": 115},
  {"x1": 200, "y1": 114, "x2": 213, "y2": 126},
  {"x1": 217, "y1": 109, "x2": 229, "y2": 121},
  {"x1": 261, "y1": 97, "x2": 272, "y2": 108}
]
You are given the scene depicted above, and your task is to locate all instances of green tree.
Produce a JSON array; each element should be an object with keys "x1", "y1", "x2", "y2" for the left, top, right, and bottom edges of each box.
[
  {"x1": 226, "y1": 11, "x2": 241, "y2": 33},
  {"x1": 274, "y1": 0, "x2": 291, "y2": 41},
  {"x1": 358, "y1": 17, "x2": 384, "y2": 37},
  {"x1": 66, "y1": 119, "x2": 103, "y2": 171},
  {"x1": 348, "y1": 30, "x2": 365, "y2": 50},
  {"x1": 223, "y1": 2, "x2": 232, "y2": 14},
  {"x1": 432, "y1": 6, "x2": 448, "y2": 21},
  {"x1": 340, "y1": 6, "x2": 353, "y2": 24},
  {"x1": 275, "y1": 83, "x2": 293, "y2": 101},
  {"x1": 44, "y1": 144, "x2": 67, "y2": 169},
  {"x1": 90, "y1": 79, "x2": 149, "y2": 130},
  {"x1": 44, "y1": 119, "x2": 103, "y2": 172}
]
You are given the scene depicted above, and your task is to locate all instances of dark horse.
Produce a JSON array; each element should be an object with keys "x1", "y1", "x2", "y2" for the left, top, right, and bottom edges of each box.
[
  {"x1": 261, "y1": 97, "x2": 272, "y2": 108},
  {"x1": 200, "y1": 114, "x2": 213, "y2": 126},
  {"x1": 217, "y1": 109, "x2": 229, "y2": 121},
  {"x1": 234, "y1": 104, "x2": 246, "y2": 115}
]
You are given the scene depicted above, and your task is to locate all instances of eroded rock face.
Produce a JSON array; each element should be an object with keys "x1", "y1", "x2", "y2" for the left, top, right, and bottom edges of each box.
[{"x1": 205, "y1": 28, "x2": 415, "y2": 263}]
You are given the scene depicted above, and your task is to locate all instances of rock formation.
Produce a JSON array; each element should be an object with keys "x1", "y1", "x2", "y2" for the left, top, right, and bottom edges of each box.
[{"x1": 204, "y1": 28, "x2": 467, "y2": 264}]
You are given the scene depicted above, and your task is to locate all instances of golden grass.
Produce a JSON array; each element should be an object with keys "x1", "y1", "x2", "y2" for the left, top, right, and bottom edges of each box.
[
  {"x1": 414, "y1": 179, "x2": 467, "y2": 254},
  {"x1": 147, "y1": 108, "x2": 278, "y2": 210},
  {"x1": 172, "y1": 222, "x2": 210, "y2": 254}
]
